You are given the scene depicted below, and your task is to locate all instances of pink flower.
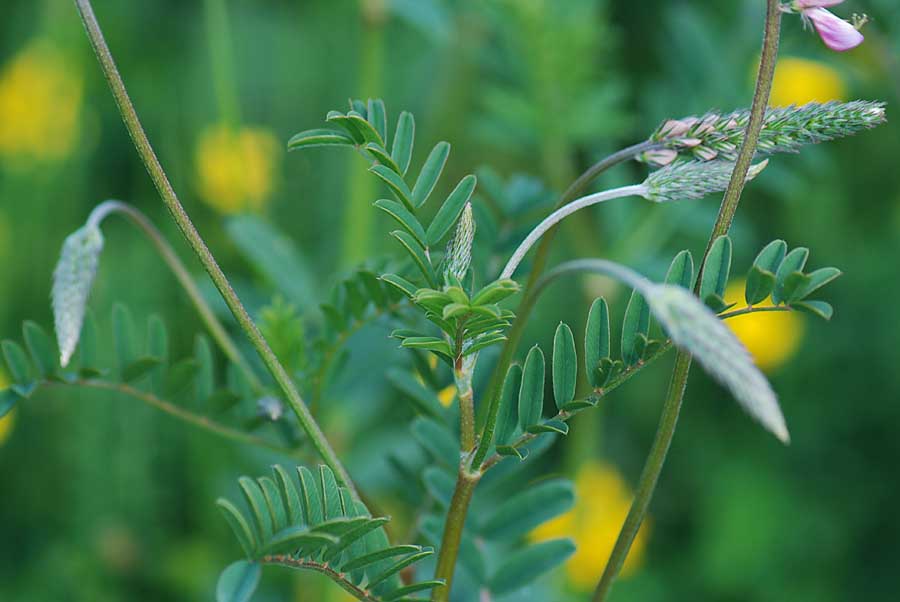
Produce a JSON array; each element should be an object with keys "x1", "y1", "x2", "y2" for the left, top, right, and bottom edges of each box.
[
  {"x1": 803, "y1": 7, "x2": 864, "y2": 51},
  {"x1": 795, "y1": 0, "x2": 845, "y2": 7}
]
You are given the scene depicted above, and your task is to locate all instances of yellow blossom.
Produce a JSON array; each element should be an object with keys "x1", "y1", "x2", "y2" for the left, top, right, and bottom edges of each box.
[
  {"x1": 769, "y1": 57, "x2": 846, "y2": 107},
  {"x1": 194, "y1": 123, "x2": 280, "y2": 214},
  {"x1": 437, "y1": 384, "x2": 456, "y2": 407},
  {"x1": 0, "y1": 370, "x2": 15, "y2": 446},
  {"x1": 531, "y1": 460, "x2": 648, "y2": 591},
  {"x1": 724, "y1": 280, "x2": 805, "y2": 372},
  {"x1": 0, "y1": 39, "x2": 83, "y2": 162}
]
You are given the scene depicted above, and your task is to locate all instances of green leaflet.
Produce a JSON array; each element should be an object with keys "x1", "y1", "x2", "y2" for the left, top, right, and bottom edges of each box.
[
  {"x1": 552, "y1": 322, "x2": 577, "y2": 409},
  {"x1": 518, "y1": 345, "x2": 545, "y2": 429},
  {"x1": 412, "y1": 141, "x2": 451, "y2": 207},
  {"x1": 621, "y1": 290, "x2": 650, "y2": 366},
  {"x1": 494, "y1": 364, "x2": 522, "y2": 446},
  {"x1": 665, "y1": 250, "x2": 694, "y2": 289},
  {"x1": 773, "y1": 247, "x2": 809, "y2": 304},
  {"x1": 584, "y1": 298, "x2": 610, "y2": 388},
  {"x1": 391, "y1": 111, "x2": 415, "y2": 175},
  {"x1": 425, "y1": 174, "x2": 477, "y2": 245},
  {"x1": 700, "y1": 234, "x2": 732, "y2": 309},
  {"x1": 287, "y1": 128, "x2": 355, "y2": 150},
  {"x1": 488, "y1": 539, "x2": 576, "y2": 596},
  {"x1": 479, "y1": 479, "x2": 575, "y2": 541},
  {"x1": 216, "y1": 560, "x2": 260, "y2": 602}
]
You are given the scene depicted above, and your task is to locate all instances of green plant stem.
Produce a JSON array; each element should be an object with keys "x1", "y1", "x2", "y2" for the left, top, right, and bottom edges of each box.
[
  {"x1": 73, "y1": 0, "x2": 358, "y2": 498},
  {"x1": 591, "y1": 351, "x2": 691, "y2": 602},
  {"x1": 432, "y1": 468, "x2": 480, "y2": 602},
  {"x1": 94, "y1": 201, "x2": 262, "y2": 391},
  {"x1": 473, "y1": 141, "x2": 655, "y2": 466},
  {"x1": 46, "y1": 379, "x2": 296, "y2": 456},
  {"x1": 592, "y1": 3, "x2": 782, "y2": 600}
]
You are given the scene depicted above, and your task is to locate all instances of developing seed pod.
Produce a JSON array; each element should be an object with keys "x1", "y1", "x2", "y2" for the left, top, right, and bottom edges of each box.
[
  {"x1": 53, "y1": 224, "x2": 104, "y2": 367},
  {"x1": 443, "y1": 202, "x2": 475, "y2": 283}
]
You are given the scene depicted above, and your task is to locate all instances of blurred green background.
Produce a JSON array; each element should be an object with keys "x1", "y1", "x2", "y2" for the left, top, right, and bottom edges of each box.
[{"x1": 2, "y1": 0, "x2": 899, "y2": 600}]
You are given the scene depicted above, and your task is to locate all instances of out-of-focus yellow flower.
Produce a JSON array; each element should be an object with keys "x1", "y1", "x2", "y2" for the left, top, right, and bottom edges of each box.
[
  {"x1": 531, "y1": 460, "x2": 648, "y2": 591},
  {"x1": 0, "y1": 39, "x2": 83, "y2": 162},
  {"x1": 769, "y1": 57, "x2": 846, "y2": 107},
  {"x1": 0, "y1": 370, "x2": 15, "y2": 446},
  {"x1": 194, "y1": 123, "x2": 280, "y2": 214},
  {"x1": 724, "y1": 280, "x2": 805, "y2": 372},
  {"x1": 437, "y1": 384, "x2": 456, "y2": 407}
]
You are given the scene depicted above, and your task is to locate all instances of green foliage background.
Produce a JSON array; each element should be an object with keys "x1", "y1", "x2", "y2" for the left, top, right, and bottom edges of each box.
[{"x1": 2, "y1": 0, "x2": 900, "y2": 600}]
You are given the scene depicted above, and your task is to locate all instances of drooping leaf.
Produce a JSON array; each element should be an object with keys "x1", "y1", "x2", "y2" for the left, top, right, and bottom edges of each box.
[
  {"x1": 797, "y1": 267, "x2": 841, "y2": 300},
  {"x1": 2, "y1": 340, "x2": 32, "y2": 385},
  {"x1": 518, "y1": 346, "x2": 545, "y2": 429},
  {"x1": 793, "y1": 300, "x2": 834, "y2": 320},
  {"x1": 390, "y1": 230, "x2": 437, "y2": 286},
  {"x1": 552, "y1": 323, "x2": 577, "y2": 410},
  {"x1": 216, "y1": 498, "x2": 258, "y2": 557}
]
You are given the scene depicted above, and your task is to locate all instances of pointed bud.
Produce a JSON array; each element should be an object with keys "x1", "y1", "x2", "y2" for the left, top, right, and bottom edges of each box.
[
  {"x1": 443, "y1": 202, "x2": 475, "y2": 282},
  {"x1": 53, "y1": 225, "x2": 104, "y2": 367},
  {"x1": 643, "y1": 159, "x2": 768, "y2": 203}
]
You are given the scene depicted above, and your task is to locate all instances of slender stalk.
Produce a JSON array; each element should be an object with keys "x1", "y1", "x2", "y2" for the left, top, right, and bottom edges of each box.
[
  {"x1": 432, "y1": 469, "x2": 480, "y2": 602},
  {"x1": 46, "y1": 379, "x2": 296, "y2": 456},
  {"x1": 592, "y1": 3, "x2": 782, "y2": 600},
  {"x1": 90, "y1": 201, "x2": 262, "y2": 390},
  {"x1": 591, "y1": 351, "x2": 691, "y2": 602},
  {"x1": 455, "y1": 357, "x2": 476, "y2": 452},
  {"x1": 474, "y1": 143, "x2": 654, "y2": 437},
  {"x1": 499, "y1": 185, "x2": 648, "y2": 280},
  {"x1": 73, "y1": 0, "x2": 358, "y2": 497}
]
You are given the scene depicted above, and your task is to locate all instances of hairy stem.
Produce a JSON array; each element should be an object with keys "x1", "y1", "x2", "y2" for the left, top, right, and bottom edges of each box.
[
  {"x1": 592, "y1": 3, "x2": 782, "y2": 600},
  {"x1": 73, "y1": 0, "x2": 358, "y2": 497},
  {"x1": 432, "y1": 468, "x2": 480, "y2": 602},
  {"x1": 90, "y1": 201, "x2": 262, "y2": 390}
]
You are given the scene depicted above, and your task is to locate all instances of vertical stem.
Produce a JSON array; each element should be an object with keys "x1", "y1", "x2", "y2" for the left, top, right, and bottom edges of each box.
[
  {"x1": 72, "y1": 0, "x2": 359, "y2": 498},
  {"x1": 455, "y1": 355, "x2": 476, "y2": 453},
  {"x1": 591, "y1": 352, "x2": 690, "y2": 602},
  {"x1": 592, "y1": 3, "x2": 782, "y2": 600},
  {"x1": 432, "y1": 469, "x2": 480, "y2": 602}
]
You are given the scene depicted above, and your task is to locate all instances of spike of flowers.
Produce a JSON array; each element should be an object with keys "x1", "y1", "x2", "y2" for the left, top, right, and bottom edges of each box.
[
  {"x1": 53, "y1": 224, "x2": 104, "y2": 366},
  {"x1": 443, "y1": 202, "x2": 475, "y2": 283},
  {"x1": 642, "y1": 101, "x2": 886, "y2": 166}
]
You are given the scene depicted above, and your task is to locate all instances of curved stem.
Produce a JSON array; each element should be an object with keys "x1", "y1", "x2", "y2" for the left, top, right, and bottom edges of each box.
[
  {"x1": 474, "y1": 142, "x2": 654, "y2": 453},
  {"x1": 73, "y1": 0, "x2": 358, "y2": 498},
  {"x1": 499, "y1": 185, "x2": 647, "y2": 279},
  {"x1": 262, "y1": 555, "x2": 381, "y2": 602},
  {"x1": 44, "y1": 379, "x2": 296, "y2": 456},
  {"x1": 592, "y1": 3, "x2": 782, "y2": 600},
  {"x1": 90, "y1": 201, "x2": 262, "y2": 391}
]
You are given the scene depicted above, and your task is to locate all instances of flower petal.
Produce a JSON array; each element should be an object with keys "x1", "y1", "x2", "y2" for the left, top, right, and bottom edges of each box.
[{"x1": 805, "y1": 8, "x2": 864, "y2": 52}]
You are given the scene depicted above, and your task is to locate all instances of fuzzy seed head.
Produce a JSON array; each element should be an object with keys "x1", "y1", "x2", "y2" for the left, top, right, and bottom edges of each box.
[
  {"x1": 645, "y1": 284, "x2": 789, "y2": 443},
  {"x1": 52, "y1": 224, "x2": 104, "y2": 367},
  {"x1": 642, "y1": 159, "x2": 768, "y2": 203}
]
